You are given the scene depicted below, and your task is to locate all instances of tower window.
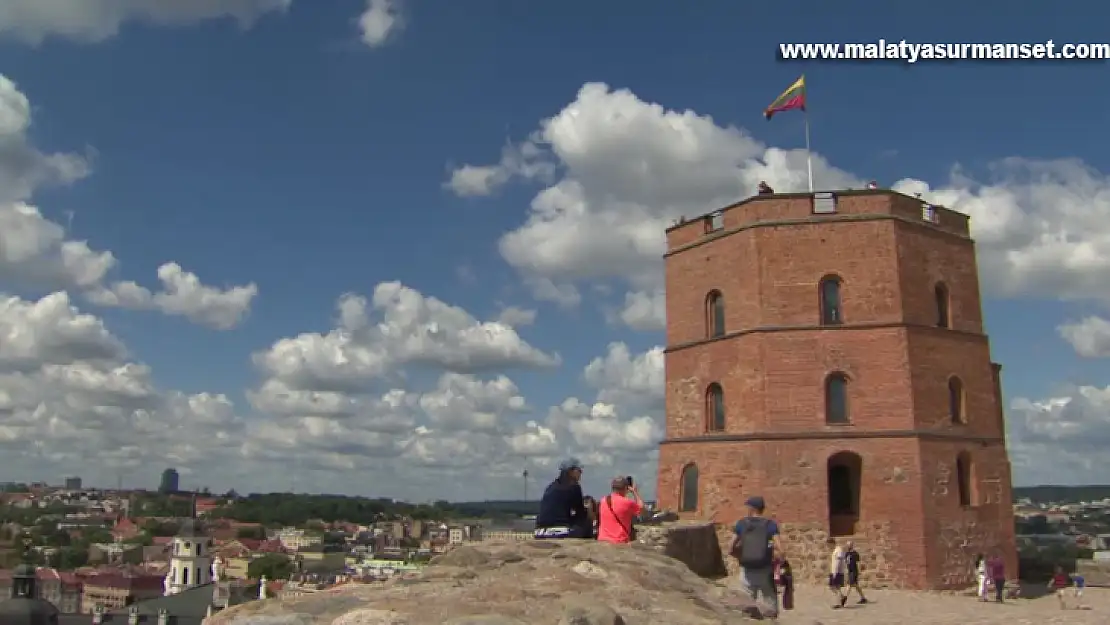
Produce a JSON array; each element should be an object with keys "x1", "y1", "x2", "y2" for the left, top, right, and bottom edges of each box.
[
  {"x1": 956, "y1": 452, "x2": 974, "y2": 507},
  {"x1": 819, "y1": 276, "x2": 843, "y2": 325},
  {"x1": 707, "y1": 291, "x2": 725, "y2": 338},
  {"x1": 679, "y1": 464, "x2": 699, "y2": 512},
  {"x1": 935, "y1": 282, "x2": 951, "y2": 328},
  {"x1": 706, "y1": 383, "x2": 725, "y2": 432},
  {"x1": 948, "y1": 376, "x2": 966, "y2": 424},
  {"x1": 825, "y1": 373, "x2": 850, "y2": 424}
]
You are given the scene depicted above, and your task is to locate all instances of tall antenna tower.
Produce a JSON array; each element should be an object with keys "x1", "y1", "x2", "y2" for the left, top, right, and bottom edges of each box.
[{"x1": 522, "y1": 468, "x2": 529, "y2": 501}]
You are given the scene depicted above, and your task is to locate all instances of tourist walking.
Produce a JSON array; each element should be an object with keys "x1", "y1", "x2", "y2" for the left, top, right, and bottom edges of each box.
[
  {"x1": 843, "y1": 540, "x2": 868, "y2": 604},
  {"x1": 986, "y1": 553, "x2": 1006, "y2": 603},
  {"x1": 728, "y1": 496, "x2": 781, "y2": 619},
  {"x1": 827, "y1": 538, "x2": 847, "y2": 608},
  {"x1": 974, "y1": 554, "x2": 989, "y2": 601}
]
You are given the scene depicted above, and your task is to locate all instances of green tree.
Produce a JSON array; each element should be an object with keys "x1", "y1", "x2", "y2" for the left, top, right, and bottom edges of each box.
[
  {"x1": 125, "y1": 533, "x2": 154, "y2": 547},
  {"x1": 53, "y1": 547, "x2": 89, "y2": 570},
  {"x1": 247, "y1": 553, "x2": 294, "y2": 580},
  {"x1": 142, "y1": 520, "x2": 179, "y2": 537},
  {"x1": 83, "y1": 528, "x2": 113, "y2": 544},
  {"x1": 236, "y1": 526, "x2": 266, "y2": 540}
]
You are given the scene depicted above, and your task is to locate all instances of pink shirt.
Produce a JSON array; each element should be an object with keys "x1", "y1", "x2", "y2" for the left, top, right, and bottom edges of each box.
[{"x1": 597, "y1": 494, "x2": 643, "y2": 544}]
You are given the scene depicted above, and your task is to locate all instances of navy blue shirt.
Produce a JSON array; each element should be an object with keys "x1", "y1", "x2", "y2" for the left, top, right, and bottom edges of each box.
[
  {"x1": 536, "y1": 480, "x2": 587, "y2": 528},
  {"x1": 734, "y1": 516, "x2": 780, "y2": 538}
]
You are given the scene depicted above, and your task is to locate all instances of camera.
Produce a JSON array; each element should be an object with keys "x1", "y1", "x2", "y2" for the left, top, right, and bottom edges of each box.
[{"x1": 626, "y1": 476, "x2": 634, "y2": 487}]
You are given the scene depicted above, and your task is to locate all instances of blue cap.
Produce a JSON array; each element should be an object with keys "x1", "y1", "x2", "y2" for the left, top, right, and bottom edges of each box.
[
  {"x1": 745, "y1": 496, "x2": 765, "y2": 511},
  {"x1": 558, "y1": 457, "x2": 583, "y2": 472}
]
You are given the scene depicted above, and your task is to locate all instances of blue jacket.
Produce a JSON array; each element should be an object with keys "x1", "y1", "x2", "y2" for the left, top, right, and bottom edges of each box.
[{"x1": 535, "y1": 479, "x2": 587, "y2": 528}]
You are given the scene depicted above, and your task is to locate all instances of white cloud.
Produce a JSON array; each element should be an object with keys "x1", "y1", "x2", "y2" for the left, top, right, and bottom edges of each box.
[
  {"x1": 0, "y1": 0, "x2": 291, "y2": 44},
  {"x1": 582, "y1": 342, "x2": 664, "y2": 408},
  {"x1": 1058, "y1": 316, "x2": 1110, "y2": 358},
  {"x1": 451, "y1": 83, "x2": 1110, "y2": 335},
  {"x1": 0, "y1": 76, "x2": 91, "y2": 205},
  {"x1": 0, "y1": 292, "x2": 125, "y2": 373},
  {"x1": 86, "y1": 263, "x2": 258, "y2": 330},
  {"x1": 253, "y1": 283, "x2": 558, "y2": 393},
  {"x1": 241, "y1": 283, "x2": 565, "y2": 495},
  {"x1": 0, "y1": 291, "x2": 245, "y2": 481},
  {"x1": 496, "y1": 305, "x2": 537, "y2": 327},
  {"x1": 532, "y1": 342, "x2": 666, "y2": 494},
  {"x1": 0, "y1": 76, "x2": 258, "y2": 330},
  {"x1": 1008, "y1": 387, "x2": 1110, "y2": 484},
  {"x1": 613, "y1": 289, "x2": 665, "y2": 332},
  {"x1": 357, "y1": 0, "x2": 403, "y2": 48}
]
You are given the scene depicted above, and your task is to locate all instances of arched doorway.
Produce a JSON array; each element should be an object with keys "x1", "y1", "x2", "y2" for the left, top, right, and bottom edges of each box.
[{"x1": 828, "y1": 451, "x2": 862, "y2": 537}]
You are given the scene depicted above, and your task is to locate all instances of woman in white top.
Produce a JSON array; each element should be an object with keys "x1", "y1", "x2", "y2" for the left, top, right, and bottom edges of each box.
[{"x1": 974, "y1": 554, "x2": 988, "y2": 601}]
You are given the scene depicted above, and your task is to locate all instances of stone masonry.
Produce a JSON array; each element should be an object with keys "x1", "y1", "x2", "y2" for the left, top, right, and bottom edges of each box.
[{"x1": 655, "y1": 189, "x2": 1018, "y2": 590}]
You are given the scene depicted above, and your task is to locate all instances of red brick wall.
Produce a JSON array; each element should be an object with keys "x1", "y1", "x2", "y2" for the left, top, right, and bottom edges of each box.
[{"x1": 658, "y1": 191, "x2": 1016, "y2": 590}]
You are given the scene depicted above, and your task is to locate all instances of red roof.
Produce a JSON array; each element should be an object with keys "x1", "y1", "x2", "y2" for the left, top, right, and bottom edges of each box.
[{"x1": 152, "y1": 537, "x2": 173, "y2": 546}]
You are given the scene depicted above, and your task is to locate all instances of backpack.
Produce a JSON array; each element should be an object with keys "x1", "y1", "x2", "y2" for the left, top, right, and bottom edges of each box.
[{"x1": 733, "y1": 517, "x2": 774, "y2": 568}]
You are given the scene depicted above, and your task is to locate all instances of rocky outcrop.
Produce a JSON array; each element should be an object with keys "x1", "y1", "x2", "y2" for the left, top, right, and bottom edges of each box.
[
  {"x1": 205, "y1": 530, "x2": 758, "y2": 625},
  {"x1": 636, "y1": 521, "x2": 729, "y2": 579}
]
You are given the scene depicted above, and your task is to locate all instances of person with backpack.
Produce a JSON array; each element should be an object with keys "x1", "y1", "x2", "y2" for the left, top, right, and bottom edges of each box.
[
  {"x1": 597, "y1": 476, "x2": 642, "y2": 544},
  {"x1": 728, "y1": 496, "x2": 780, "y2": 618}
]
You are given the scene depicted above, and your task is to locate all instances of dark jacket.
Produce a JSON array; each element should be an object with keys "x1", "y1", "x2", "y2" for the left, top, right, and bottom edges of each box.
[{"x1": 536, "y1": 479, "x2": 587, "y2": 528}]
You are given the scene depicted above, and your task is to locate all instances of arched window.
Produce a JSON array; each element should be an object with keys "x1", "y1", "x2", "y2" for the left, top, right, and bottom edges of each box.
[
  {"x1": 825, "y1": 373, "x2": 850, "y2": 424},
  {"x1": 707, "y1": 291, "x2": 726, "y2": 338},
  {"x1": 948, "y1": 376, "x2": 966, "y2": 424},
  {"x1": 956, "y1": 452, "x2": 974, "y2": 507},
  {"x1": 706, "y1": 383, "x2": 725, "y2": 432},
  {"x1": 935, "y1": 282, "x2": 951, "y2": 328},
  {"x1": 819, "y1": 276, "x2": 843, "y2": 325},
  {"x1": 679, "y1": 464, "x2": 699, "y2": 512}
]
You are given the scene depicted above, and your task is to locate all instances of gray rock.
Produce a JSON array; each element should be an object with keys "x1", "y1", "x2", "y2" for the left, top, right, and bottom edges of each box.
[
  {"x1": 330, "y1": 610, "x2": 409, "y2": 625},
  {"x1": 559, "y1": 603, "x2": 626, "y2": 625},
  {"x1": 441, "y1": 616, "x2": 527, "y2": 625},
  {"x1": 231, "y1": 614, "x2": 316, "y2": 625}
]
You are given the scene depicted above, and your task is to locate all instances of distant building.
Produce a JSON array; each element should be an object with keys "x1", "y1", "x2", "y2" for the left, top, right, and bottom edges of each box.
[
  {"x1": 158, "y1": 469, "x2": 179, "y2": 494},
  {"x1": 64, "y1": 477, "x2": 82, "y2": 491},
  {"x1": 164, "y1": 521, "x2": 212, "y2": 596}
]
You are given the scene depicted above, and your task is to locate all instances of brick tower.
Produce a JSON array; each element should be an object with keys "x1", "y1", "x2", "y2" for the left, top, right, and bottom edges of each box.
[{"x1": 655, "y1": 189, "x2": 1017, "y2": 590}]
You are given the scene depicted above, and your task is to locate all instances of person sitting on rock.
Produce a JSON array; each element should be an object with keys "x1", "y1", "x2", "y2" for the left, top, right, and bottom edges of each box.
[
  {"x1": 534, "y1": 458, "x2": 590, "y2": 539},
  {"x1": 597, "y1": 476, "x2": 643, "y2": 544}
]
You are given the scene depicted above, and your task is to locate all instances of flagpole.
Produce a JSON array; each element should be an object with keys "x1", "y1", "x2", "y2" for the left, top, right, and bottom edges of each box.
[{"x1": 803, "y1": 106, "x2": 814, "y2": 194}]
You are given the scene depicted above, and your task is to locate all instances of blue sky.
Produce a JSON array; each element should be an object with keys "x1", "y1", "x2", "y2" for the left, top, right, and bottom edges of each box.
[{"x1": 1, "y1": 0, "x2": 1108, "y2": 500}]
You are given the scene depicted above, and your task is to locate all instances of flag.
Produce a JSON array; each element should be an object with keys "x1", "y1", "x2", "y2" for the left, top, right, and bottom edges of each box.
[{"x1": 764, "y1": 75, "x2": 806, "y2": 120}]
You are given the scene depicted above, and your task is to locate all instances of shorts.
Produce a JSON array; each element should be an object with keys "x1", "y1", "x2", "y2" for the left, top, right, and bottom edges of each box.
[
  {"x1": 829, "y1": 573, "x2": 845, "y2": 588},
  {"x1": 847, "y1": 571, "x2": 860, "y2": 586}
]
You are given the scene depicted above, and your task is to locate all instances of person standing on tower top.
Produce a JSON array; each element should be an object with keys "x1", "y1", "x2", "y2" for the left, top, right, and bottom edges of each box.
[{"x1": 728, "y1": 496, "x2": 780, "y2": 619}]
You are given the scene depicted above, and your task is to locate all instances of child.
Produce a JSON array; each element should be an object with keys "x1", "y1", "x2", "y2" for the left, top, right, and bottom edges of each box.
[
  {"x1": 1048, "y1": 566, "x2": 1072, "y2": 610},
  {"x1": 1073, "y1": 572, "x2": 1086, "y2": 608},
  {"x1": 776, "y1": 558, "x2": 794, "y2": 611}
]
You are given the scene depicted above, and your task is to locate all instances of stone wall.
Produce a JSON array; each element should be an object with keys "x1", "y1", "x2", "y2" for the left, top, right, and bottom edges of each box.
[
  {"x1": 636, "y1": 521, "x2": 727, "y2": 578},
  {"x1": 919, "y1": 441, "x2": 1018, "y2": 590}
]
